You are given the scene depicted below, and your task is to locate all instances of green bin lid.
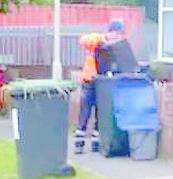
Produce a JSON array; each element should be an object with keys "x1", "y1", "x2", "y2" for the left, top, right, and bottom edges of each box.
[{"x1": 4, "y1": 79, "x2": 77, "y2": 93}]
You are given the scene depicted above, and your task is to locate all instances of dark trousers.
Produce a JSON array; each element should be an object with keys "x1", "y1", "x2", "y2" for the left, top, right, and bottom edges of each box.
[{"x1": 77, "y1": 82, "x2": 98, "y2": 131}]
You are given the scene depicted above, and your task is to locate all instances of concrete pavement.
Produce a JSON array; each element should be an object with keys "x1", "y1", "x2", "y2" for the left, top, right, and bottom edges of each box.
[{"x1": 1, "y1": 119, "x2": 173, "y2": 179}]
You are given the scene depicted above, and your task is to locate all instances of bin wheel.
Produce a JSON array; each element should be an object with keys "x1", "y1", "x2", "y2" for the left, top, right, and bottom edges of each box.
[
  {"x1": 101, "y1": 146, "x2": 111, "y2": 158},
  {"x1": 59, "y1": 165, "x2": 76, "y2": 176},
  {"x1": 102, "y1": 150, "x2": 110, "y2": 158}
]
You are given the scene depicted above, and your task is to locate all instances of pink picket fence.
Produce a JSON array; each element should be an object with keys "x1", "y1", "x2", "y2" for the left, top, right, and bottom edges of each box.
[
  {"x1": 0, "y1": 4, "x2": 145, "y2": 28},
  {"x1": 0, "y1": 4, "x2": 53, "y2": 26}
]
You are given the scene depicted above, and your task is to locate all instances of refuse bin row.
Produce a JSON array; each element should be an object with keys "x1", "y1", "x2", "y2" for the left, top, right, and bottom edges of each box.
[{"x1": 3, "y1": 77, "x2": 173, "y2": 179}]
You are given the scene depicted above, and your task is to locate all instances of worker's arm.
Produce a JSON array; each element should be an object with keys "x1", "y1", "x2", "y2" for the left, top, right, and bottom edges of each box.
[{"x1": 80, "y1": 56, "x2": 97, "y2": 83}]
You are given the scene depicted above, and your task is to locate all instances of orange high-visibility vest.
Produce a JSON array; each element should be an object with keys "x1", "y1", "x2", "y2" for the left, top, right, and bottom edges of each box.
[{"x1": 80, "y1": 55, "x2": 97, "y2": 82}]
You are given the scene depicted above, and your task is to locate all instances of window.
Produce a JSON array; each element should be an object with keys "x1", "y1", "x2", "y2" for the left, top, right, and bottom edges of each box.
[
  {"x1": 163, "y1": 0, "x2": 173, "y2": 7},
  {"x1": 158, "y1": 0, "x2": 173, "y2": 61}
]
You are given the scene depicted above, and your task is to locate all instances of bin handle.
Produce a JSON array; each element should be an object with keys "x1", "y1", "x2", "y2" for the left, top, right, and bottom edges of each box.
[
  {"x1": 55, "y1": 86, "x2": 68, "y2": 100},
  {"x1": 23, "y1": 88, "x2": 27, "y2": 100},
  {"x1": 46, "y1": 89, "x2": 51, "y2": 99},
  {"x1": 63, "y1": 87, "x2": 71, "y2": 95},
  {"x1": 30, "y1": 91, "x2": 34, "y2": 100},
  {"x1": 63, "y1": 88, "x2": 71, "y2": 100}
]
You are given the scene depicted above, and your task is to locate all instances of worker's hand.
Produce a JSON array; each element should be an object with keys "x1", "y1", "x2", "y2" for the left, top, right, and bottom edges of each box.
[
  {"x1": 107, "y1": 71, "x2": 113, "y2": 78},
  {"x1": 83, "y1": 79, "x2": 91, "y2": 83}
]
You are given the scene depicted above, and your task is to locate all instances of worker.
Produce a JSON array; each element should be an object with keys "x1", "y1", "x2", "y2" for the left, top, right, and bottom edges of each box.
[
  {"x1": 106, "y1": 19, "x2": 125, "y2": 41},
  {"x1": 74, "y1": 21, "x2": 125, "y2": 154}
]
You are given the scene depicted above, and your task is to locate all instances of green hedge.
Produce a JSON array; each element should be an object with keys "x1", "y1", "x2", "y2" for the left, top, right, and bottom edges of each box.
[
  {"x1": 29, "y1": 0, "x2": 54, "y2": 5},
  {"x1": 90, "y1": 0, "x2": 142, "y2": 6},
  {"x1": 60, "y1": 0, "x2": 142, "y2": 6},
  {"x1": 0, "y1": 0, "x2": 143, "y2": 14},
  {"x1": 24, "y1": 0, "x2": 143, "y2": 6}
]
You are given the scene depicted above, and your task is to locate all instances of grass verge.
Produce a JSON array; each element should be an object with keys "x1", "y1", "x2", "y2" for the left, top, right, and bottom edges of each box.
[{"x1": 0, "y1": 139, "x2": 103, "y2": 179}]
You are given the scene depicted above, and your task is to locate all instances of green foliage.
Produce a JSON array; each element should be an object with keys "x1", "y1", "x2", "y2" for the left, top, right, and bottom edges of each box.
[
  {"x1": 91, "y1": 0, "x2": 142, "y2": 5},
  {"x1": 29, "y1": 0, "x2": 54, "y2": 5},
  {"x1": 61, "y1": 0, "x2": 142, "y2": 5},
  {"x1": 14, "y1": 0, "x2": 21, "y2": 8},
  {"x1": 0, "y1": 0, "x2": 54, "y2": 13},
  {"x1": 0, "y1": 0, "x2": 142, "y2": 13},
  {"x1": 0, "y1": 107, "x2": 9, "y2": 117},
  {"x1": 149, "y1": 61, "x2": 164, "y2": 80},
  {"x1": 0, "y1": 0, "x2": 9, "y2": 13},
  {"x1": 0, "y1": 0, "x2": 21, "y2": 13}
]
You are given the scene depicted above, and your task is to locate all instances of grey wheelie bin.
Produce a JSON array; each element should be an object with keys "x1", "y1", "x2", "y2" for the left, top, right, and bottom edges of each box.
[
  {"x1": 95, "y1": 39, "x2": 140, "y2": 157},
  {"x1": 3, "y1": 79, "x2": 77, "y2": 179},
  {"x1": 95, "y1": 75, "x2": 130, "y2": 157}
]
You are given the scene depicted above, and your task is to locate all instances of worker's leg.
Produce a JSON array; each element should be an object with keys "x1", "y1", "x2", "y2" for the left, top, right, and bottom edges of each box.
[
  {"x1": 90, "y1": 97, "x2": 100, "y2": 152},
  {"x1": 94, "y1": 106, "x2": 99, "y2": 131},
  {"x1": 77, "y1": 83, "x2": 94, "y2": 131},
  {"x1": 74, "y1": 82, "x2": 95, "y2": 154}
]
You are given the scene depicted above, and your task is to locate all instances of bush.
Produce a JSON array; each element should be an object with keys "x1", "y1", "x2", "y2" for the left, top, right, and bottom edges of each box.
[
  {"x1": 29, "y1": 0, "x2": 54, "y2": 5},
  {"x1": 91, "y1": 0, "x2": 142, "y2": 5},
  {"x1": 0, "y1": 107, "x2": 9, "y2": 117},
  {"x1": 0, "y1": 0, "x2": 143, "y2": 13},
  {"x1": 149, "y1": 61, "x2": 164, "y2": 80},
  {"x1": 61, "y1": 0, "x2": 142, "y2": 6}
]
